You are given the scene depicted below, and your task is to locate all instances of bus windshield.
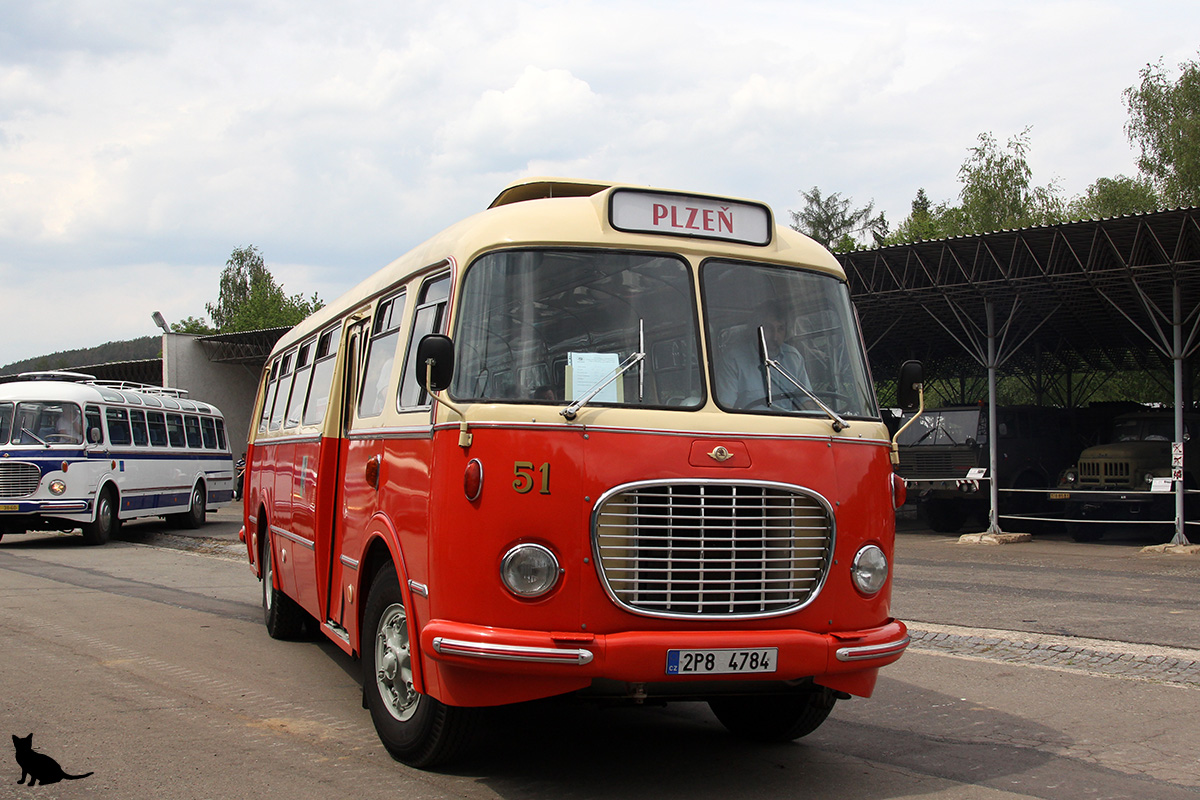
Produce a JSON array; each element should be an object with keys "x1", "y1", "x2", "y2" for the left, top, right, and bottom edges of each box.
[
  {"x1": 702, "y1": 260, "x2": 877, "y2": 418},
  {"x1": 452, "y1": 250, "x2": 702, "y2": 408},
  {"x1": 5, "y1": 401, "x2": 84, "y2": 445}
]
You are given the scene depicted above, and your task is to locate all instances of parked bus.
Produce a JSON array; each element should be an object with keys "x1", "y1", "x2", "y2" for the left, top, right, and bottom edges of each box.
[
  {"x1": 0, "y1": 372, "x2": 234, "y2": 545},
  {"x1": 242, "y1": 178, "x2": 914, "y2": 767}
]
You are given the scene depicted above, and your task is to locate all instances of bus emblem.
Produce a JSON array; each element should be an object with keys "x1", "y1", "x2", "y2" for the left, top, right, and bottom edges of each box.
[{"x1": 707, "y1": 446, "x2": 734, "y2": 463}]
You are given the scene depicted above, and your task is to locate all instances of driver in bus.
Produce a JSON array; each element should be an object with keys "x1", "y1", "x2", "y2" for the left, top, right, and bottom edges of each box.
[
  {"x1": 715, "y1": 307, "x2": 810, "y2": 411},
  {"x1": 55, "y1": 406, "x2": 83, "y2": 443}
]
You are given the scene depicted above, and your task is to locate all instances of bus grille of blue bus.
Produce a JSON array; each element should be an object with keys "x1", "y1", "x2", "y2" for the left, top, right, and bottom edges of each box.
[
  {"x1": 0, "y1": 462, "x2": 42, "y2": 497},
  {"x1": 592, "y1": 482, "x2": 834, "y2": 618}
]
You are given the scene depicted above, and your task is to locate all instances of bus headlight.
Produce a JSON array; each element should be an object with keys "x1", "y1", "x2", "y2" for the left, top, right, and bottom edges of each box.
[
  {"x1": 500, "y1": 543, "x2": 560, "y2": 598},
  {"x1": 48, "y1": 480, "x2": 67, "y2": 496},
  {"x1": 1143, "y1": 472, "x2": 1157, "y2": 486},
  {"x1": 851, "y1": 545, "x2": 888, "y2": 596},
  {"x1": 1061, "y1": 469, "x2": 1078, "y2": 486}
]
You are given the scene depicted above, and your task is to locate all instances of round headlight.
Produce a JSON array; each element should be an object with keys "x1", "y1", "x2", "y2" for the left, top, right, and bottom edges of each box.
[
  {"x1": 48, "y1": 479, "x2": 67, "y2": 496},
  {"x1": 1062, "y1": 470, "x2": 1078, "y2": 485},
  {"x1": 500, "y1": 543, "x2": 560, "y2": 598},
  {"x1": 851, "y1": 544, "x2": 888, "y2": 596},
  {"x1": 1143, "y1": 472, "x2": 1156, "y2": 486}
]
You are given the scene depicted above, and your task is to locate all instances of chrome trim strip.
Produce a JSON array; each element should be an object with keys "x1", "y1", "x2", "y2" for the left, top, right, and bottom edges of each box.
[
  {"x1": 340, "y1": 554, "x2": 360, "y2": 570},
  {"x1": 407, "y1": 580, "x2": 428, "y2": 597},
  {"x1": 271, "y1": 525, "x2": 315, "y2": 550},
  {"x1": 429, "y1": 420, "x2": 889, "y2": 445},
  {"x1": 835, "y1": 635, "x2": 911, "y2": 662},
  {"x1": 431, "y1": 636, "x2": 594, "y2": 665}
]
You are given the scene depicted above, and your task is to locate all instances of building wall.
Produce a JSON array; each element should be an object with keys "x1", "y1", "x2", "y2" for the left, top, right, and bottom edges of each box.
[{"x1": 162, "y1": 333, "x2": 262, "y2": 458}]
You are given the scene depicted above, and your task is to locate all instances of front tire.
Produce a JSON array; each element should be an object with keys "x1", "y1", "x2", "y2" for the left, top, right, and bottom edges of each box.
[
  {"x1": 709, "y1": 685, "x2": 838, "y2": 741},
  {"x1": 362, "y1": 562, "x2": 478, "y2": 768},
  {"x1": 82, "y1": 487, "x2": 119, "y2": 545}
]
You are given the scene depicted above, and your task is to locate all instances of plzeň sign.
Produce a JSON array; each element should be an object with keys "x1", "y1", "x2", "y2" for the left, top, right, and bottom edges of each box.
[{"x1": 609, "y1": 189, "x2": 772, "y2": 246}]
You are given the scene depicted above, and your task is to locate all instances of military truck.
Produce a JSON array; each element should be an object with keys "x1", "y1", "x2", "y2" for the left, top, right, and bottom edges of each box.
[
  {"x1": 1051, "y1": 411, "x2": 1197, "y2": 542},
  {"x1": 895, "y1": 405, "x2": 1078, "y2": 533}
]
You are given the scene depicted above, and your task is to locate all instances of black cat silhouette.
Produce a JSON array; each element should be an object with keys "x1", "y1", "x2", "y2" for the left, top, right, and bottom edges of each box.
[{"x1": 12, "y1": 734, "x2": 93, "y2": 786}]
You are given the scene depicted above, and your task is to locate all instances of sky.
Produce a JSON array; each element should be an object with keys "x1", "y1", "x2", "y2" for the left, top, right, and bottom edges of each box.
[{"x1": 2, "y1": 0, "x2": 1198, "y2": 367}]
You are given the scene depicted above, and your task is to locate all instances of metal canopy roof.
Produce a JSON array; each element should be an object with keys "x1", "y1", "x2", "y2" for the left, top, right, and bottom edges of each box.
[
  {"x1": 195, "y1": 326, "x2": 291, "y2": 365},
  {"x1": 839, "y1": 208, "x2": 1200, "y2": 403}
]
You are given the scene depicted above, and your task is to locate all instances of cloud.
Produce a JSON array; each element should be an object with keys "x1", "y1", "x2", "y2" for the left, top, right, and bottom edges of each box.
[{"x1": 0, "y1": 0, "x2": 1197, "y2": 365}]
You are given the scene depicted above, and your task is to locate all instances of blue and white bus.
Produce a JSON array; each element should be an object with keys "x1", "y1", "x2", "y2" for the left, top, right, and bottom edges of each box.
[{"x1": 0, "y1": 372, "x2": 235, "y2": 545}]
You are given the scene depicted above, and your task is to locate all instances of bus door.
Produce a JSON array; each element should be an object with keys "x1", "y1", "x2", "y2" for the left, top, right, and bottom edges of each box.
[{"x1": 324, "y1": 316, "x2": 373, "y2": 631}]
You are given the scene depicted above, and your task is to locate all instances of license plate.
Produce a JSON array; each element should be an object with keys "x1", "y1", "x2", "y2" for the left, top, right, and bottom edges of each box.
[
  {"x1": 0, "y1": 504, "x2": 18, "y2": 511},
  {"x1": 1049, "y1": 492, "x2": 1070, "y2": 500},
  {"x1": 666, "y1": 648, "x2": 777, "y2": 675}
]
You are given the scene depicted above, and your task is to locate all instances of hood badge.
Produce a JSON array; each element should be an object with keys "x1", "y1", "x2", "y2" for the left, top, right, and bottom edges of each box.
[{"x1": 707, "y1": 446, "x2": 734, "y2": 463}]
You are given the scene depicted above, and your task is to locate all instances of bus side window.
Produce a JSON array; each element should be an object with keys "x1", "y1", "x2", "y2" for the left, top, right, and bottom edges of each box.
[
  {"x1": 285, "y1": 341, "x2": 314, "y2": 428},
  {"x1": 85, "y1": 405, "x2": 104, "y2": 445},
  {"x1": 147, "y1": 411, "x2": 168, "y2": 447},
  {"x1": 106, "y1": 407, "x2": 133, "y2": 447},
  {"x1": 215, "y1": 418, "x2": 227, "y2": 451},
  {"x1": 303, "y1": 328, "x2": 338, "y2": 426},
  {"x1": 399, "y1": 273, "x2": 450, "y2": 409},
  {"x1": 258, "y1": 359, "x2": 281, "y2": 434},
  {"x1": 166, "y1": 413, "x2": 186, "y2": 447},
  {"x1": 130, "y1": 410, "x2": 149, "y2": 447},
  {"x1": 359, "y1": 290, "x2": 406, "y2": 418},
  {"x1": 184, "y1": 415, "x2": 203, "y2": 448},
  {"x1": 269, "y1": 352, "x2": 294, "y2": 432},
  {"x1": 200, "y1": 417, "x2": 217, "y2": 449}
]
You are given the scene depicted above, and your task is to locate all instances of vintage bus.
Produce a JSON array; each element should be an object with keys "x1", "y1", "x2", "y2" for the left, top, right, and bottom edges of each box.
[
  {"x1": 242, "y1": 178, "x2": 914, "y2": 767},
  {"x1": 0, "y1": 372, "x2": 235, "y2": 545}
]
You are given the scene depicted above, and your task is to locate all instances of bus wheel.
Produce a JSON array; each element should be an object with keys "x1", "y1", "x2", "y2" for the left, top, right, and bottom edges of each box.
[
  {"x1": 262, "y1": 534, "x2": 309, "y2": 639},
  {"x1": 82, "y1": 488, "x2": 120, "y2": 546},
  {"x1": 708, "y1": 685, "x2": 838, "y2": 741},
  {"x1": 362, "y1": 562, "x2": 479, "y2": 768},
  {"x1": 176, "y1": 483, "x2": 206, "y2": 530}
]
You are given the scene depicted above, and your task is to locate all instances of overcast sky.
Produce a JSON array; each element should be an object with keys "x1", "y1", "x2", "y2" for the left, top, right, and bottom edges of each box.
[{"x1": 2, "y1": 0, "x2": 1198, "y2": 367}]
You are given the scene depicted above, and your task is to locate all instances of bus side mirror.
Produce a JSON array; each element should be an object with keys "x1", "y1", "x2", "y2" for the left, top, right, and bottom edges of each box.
[
  {"x1": 88, "y1": 427, "x2": 102, "y2": 444},
  {"x1": 897, "y1": 360, "x2": 924, "y2": 410},
  {"x1": 415, "y1": 334, "x2": 455, "y2": 393}
]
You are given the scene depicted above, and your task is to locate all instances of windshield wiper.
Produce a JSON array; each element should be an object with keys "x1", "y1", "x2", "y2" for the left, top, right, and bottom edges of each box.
[
  {"x1": 561, "y1": 320, "x2": 645, "y2": 421},
  {"x1": 758, "y1": 327, "x2": 850, "y2": 432},
  {"x1": 20, "y1": 427, "x2": 48, "y2": 447}
]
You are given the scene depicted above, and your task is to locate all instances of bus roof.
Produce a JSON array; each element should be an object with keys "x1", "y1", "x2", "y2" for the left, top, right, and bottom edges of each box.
[
  {"x1": 0, "y1": 374, "x2": 223, "y2": 416},
  {"x1": 269, "y1": 178, "x2": 844, "y2": 358}
]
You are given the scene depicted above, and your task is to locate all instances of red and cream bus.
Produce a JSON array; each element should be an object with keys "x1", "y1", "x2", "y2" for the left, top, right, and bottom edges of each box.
[{"x1": 242, "y1": 178, "x2": 915, "y2": 767}]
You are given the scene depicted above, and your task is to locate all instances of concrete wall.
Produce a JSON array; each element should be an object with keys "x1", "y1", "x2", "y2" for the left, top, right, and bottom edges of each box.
[{"x1": 161, "y1": 333, "x2": 262, "y2": 458}]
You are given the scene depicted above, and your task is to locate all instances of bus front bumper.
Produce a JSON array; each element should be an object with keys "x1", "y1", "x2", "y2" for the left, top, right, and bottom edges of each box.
[{"x1": 421, "y1": 619, "x2": 909, "y2": 692}]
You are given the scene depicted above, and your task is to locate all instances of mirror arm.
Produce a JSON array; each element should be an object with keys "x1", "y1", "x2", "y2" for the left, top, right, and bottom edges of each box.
[
  {"x1": 891, "y1": 381, "x2": 925, "y2": 465},
  {"x1": 425, "y1": 360, "x2": 472, "y2": 448}
]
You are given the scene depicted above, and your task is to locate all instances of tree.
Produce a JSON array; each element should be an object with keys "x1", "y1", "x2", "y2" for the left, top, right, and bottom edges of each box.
[
  {"x1": 951, "y1": 128, "x2": 1064, "y2": 235},
  {"x1": 171, "y1": 315, "x2": 216, "y2": 335},
  {"x1": 789, "y1": 186, "x2": 887, "y2": 252},
  {"x1": 199, "y1": 245, "x2": 324, "y2": 333},
  {"x1": 881, "y1": 188, "x2": 952, "y2": 244},
  {"x1": 1067, "y1": 175, "x2": 1160, "y2": 219},
  {"x1": 1124, "y1": 54, "x2": 1200, "y2": 207}
]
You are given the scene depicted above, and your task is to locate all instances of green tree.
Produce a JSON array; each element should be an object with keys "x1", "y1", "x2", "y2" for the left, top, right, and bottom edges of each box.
[
  {"x1": 201, "y1": 245, "x2": 323, "y2": 333},
  {"x1": 1067, "y1": 175, "x2": 1160, "y2": 219},
  {"x1": 1124, "y1": 53, "x2": 1200, "y2": 206},
  {"x1": 170, "y1": 315, "x2": 216, "y2": 334},
  {"x1": 950, "y1": 128, "x2": 1064, "y2": 235},
  {"x1": 881, "y1": 188, "x2": 951, "y2": 244},
  {"x1": 789, "y1": 186, "x2": 887, "y2": 252}
]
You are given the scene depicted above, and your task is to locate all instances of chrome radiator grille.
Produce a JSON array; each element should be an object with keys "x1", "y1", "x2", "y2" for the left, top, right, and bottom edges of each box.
[
  {"x1": 592, "y1": 481, "x2": 833, "y2": 618},
  {"x1": 0, "y1": 462, "x2": 41, "y2": 497}
]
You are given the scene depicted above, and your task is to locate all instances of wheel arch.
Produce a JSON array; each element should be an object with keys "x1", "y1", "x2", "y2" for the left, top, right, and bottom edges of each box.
[{"x1": 356, "y1": 516, "x2": 428, "y2": 696}]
